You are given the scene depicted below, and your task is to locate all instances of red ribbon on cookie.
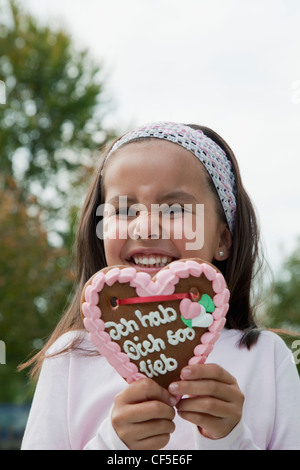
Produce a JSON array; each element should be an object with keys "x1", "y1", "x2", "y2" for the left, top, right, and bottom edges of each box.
[{"x1": 116, "y1": 292, "x2": 192, "y2": 305}]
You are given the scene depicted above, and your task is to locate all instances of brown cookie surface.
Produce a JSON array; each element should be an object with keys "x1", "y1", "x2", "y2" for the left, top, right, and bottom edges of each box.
[{"x1": 81, "y1": 259, "x2": 229, "y2": 389}]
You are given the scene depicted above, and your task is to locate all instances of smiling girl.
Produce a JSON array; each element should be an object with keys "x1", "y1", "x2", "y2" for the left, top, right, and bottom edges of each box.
[{"x1": 22, "y1": 122, "x2": 300, "y2": 450}]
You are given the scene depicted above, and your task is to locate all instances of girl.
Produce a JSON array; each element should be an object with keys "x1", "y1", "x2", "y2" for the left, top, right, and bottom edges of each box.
[{"x1": 21, "y1": 122, "x2": 300, "y2": 450}]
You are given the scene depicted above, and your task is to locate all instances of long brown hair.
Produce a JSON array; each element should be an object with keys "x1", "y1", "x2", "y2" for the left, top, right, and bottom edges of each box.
[
  {"x1": 190, "y1": 125, "x2": 264, "y2": 347},
  {"x1": 22, "y1": 124, "x2": 264, "y2": 379}
]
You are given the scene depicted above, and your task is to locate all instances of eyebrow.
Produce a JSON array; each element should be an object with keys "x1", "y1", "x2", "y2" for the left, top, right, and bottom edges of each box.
[
  {"x1": 159, "y1": 190, "x2": 198, "y2": 203},
  {"x1": 105, "y1": 196, "x2": 137, "y2": 206},
  {"x1": 105, "y1": 191, "x2": 198, "y2": 206}
]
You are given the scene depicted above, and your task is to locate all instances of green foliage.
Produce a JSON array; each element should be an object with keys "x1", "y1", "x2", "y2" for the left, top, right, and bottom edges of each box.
[
  {"x1": 0, "y1": 0, "x2": 113, "y2": 202},
  {"x1": 0, "y1": 0, "x2": 116, "y2": 403},
  {"x1": 265, "y1": 240, "x2": 300, "y2": 374},
  {"x1": 266, "y1": 240, "x2": 300, "y2": 331},
  {"x1": 0, "y1": 178, "x2": 74, "y2": 402}
]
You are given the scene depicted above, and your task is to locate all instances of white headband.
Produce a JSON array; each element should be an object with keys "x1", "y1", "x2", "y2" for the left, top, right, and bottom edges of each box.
[{"x1": 101, "y1": 122, "x2": 236, "y2": 233}]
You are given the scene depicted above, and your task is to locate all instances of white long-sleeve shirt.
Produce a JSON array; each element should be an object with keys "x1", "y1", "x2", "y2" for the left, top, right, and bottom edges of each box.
[{"x1": 21, "y1": 328, "x2": 300, "y2": 450}]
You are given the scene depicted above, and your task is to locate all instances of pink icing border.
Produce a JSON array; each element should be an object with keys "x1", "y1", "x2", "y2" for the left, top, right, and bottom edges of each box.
[{"x1": 81, "y1": 260, "x2": 229, "y2": 384}]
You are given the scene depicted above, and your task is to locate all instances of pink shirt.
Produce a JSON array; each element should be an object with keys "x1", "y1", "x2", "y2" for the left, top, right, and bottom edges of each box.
[{"x1": 21, "y1": 328, "x2": 300, "y2": 450}]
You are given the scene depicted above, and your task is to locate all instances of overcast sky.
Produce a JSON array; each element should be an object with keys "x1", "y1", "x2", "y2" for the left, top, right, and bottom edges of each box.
[{"x1": 22, "y1": 0, "x2": 300, "y2": 274}]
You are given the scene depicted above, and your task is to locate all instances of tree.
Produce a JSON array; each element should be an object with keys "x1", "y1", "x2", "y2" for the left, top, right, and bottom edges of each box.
[
  {"x1": 266, "y1": 240, "x2": 300, "y2": 330},
  {"x1": 265, "y1": 240, "x2": 300, "y2": 374},
  {"x1": 0, "y1": 0, "x2": 115, "y2": 226},
  {"x1": 0, "y1": 177, "x2": 74, "y2": 402},
  {"x1": 0, "y1": 0, "x2": 116, "y2": 403}
]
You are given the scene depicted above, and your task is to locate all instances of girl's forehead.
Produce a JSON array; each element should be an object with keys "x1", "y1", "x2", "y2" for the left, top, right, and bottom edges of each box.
[
  {"x1": 101, "y1": 124, "x2": 236, "y2": 233},
  {"x1": 103, "y1": 139, "x2": 210, "y2": 200},
  {"x1": 104, "y1": 139, "x2": 204, "y2": 175}
]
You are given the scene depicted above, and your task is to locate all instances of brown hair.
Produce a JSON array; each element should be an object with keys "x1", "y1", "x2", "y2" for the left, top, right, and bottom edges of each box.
[
  {"x1": 22, "y1": 124, "x2": 264, "y2": 379},
  {"x1": 189, "y1": 125, "x2": 263, "y2": 346}
]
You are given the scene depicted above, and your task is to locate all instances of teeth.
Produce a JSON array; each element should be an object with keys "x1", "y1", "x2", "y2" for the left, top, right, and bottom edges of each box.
[{"x1": 132, "y1": 255, "x2": 173, "y2": 267}]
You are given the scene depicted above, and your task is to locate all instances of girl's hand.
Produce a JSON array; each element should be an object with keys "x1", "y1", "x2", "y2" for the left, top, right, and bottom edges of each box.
[
  {"x1": 111, "y1": 378, "x2": 176, "y2": 450},
  {"x1": 168, "y1": 364, "x2": 244, "y2": 440}
]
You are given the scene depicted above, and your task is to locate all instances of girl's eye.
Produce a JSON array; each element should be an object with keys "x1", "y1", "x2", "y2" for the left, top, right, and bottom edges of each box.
[
  {"x1": 116, "y1": 207, "x2": 132, "y2": 217},
  {"x1": 113, "y1": 204, "x2": 192, "y2": 218},
  {"x1": 162, "y1": 204, "x2": 185, "y2": 217},
  {"x1": 116, "y1": 207, "x2": 141, "y2": 218}
]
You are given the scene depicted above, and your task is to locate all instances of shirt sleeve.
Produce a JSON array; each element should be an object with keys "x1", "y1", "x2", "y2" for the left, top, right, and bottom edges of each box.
[
  {"x1": 83, "y1": 408, "x2": 128, "y2": 450},
  {"x1": 21, "y1": 333, "x2": 129, "y2": 450},
  {"x1": 192, "y1": 419, "x2": 262, "y2": 450},
  {"x1": 192, "y1": 340, "x2": 300, "y2": 450},
  {"x1": 21, "y1": 352, "x2": 72, "y2": 450},
  {"x1": 267, "y1": 351, "x2": 300, "y2": 449}
]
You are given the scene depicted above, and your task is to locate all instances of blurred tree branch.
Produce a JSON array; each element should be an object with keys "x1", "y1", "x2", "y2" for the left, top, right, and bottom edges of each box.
[
  {"x1": 264, "y1": 239, "x2": 300, "y2": 374},
  {"x1": 0, "y1": 0, "x2": 116, "y2": 234},
  {"x1": 0, "y1": 0, "x2": 117, "y2": 402}
]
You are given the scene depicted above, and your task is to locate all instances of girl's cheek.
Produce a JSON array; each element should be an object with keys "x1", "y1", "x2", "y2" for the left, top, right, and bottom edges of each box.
[
  {"x1": 165, "y1": 216, "x2": 184, "y2": 241},
  {"x1": 170, "y1": 212, "x2": 204, "y2": 253}
]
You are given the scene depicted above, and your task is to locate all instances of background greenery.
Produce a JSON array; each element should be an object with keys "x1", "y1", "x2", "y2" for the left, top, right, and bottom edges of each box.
[
  {"x1": 0, "y1": 0, "x2": 299, "y2": 413},
  {"x1": 0, "y1": 0, "x2": 117, "y2": 406}
]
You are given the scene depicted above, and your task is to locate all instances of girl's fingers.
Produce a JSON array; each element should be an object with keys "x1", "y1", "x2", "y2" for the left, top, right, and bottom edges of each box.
[
  {"x1": 168, "y1": 363, "x2": 239, "y2": 400},
  {"x1": 180, "y1": 363, "x2": 237, "y2": 384},
  {"x1": 176, "y1": 398, "x2": 242, "y2": 439},
  {"x1": 131, "y1": 432, "x2": 175, "y2": 451},
  {"x1": 112, "y1": 379, "x2": 176, "y2": 450},
  {"x1": 126, "y1": 417, "x2": 176, "y2": 441},
  {"x1": 114, "y1": 411, "x2": 176, "y2": 450},
  {"x1": 169, "y1": 378, "x2": 235, "y2": 402},
  {"x1": 176, "y1": 395, "x2": 232, "y2": 418},
  {"x1": 177, "y1": 410, "x2": 225, "y2": 437},
  {"x1": 118, "y1": 378, "x2": 176, "y2": 407},
  {"x1": 167, "y1": 363, "x2": 244, "y2": 440},
  {"x1": 119, "y1": 399, "x2": 176, "y2": 424}
]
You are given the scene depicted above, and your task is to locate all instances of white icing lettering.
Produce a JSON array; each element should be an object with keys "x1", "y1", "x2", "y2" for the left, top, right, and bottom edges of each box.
[
  {"x1": 105, "y1": 317, "x2": 139, "y2": 340},
  {"x1": 167, "y1": 327, "x2": 195, "y2": 346},
  {"x1": 141, "y1": 359, "x2": 159, "y2": 377},
  {"x1": 134, "y1": 305, "x2": 177, "y2": 328},
  {"x1": 139, "y1": 354, "x2": 178, "y2": 378},
  {"x1": 123, "y1": 334, "x2": 166, "y2": 360}
]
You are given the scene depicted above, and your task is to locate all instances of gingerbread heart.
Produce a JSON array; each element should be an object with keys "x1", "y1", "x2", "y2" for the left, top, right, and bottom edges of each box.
[{"x1": 80, "y1": 258, "x2": 229, "y2": 389}]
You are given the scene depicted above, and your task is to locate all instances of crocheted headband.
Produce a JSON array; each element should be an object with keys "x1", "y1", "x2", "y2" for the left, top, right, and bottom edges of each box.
[{"x1": 101, "y1": 122, "x2": 236, "y2": 233}]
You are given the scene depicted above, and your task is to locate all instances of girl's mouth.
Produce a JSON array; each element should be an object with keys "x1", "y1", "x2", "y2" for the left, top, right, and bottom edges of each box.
[
  {"x1": 131, "y1": 254, "x2": 174, "y2": 268},
  {"x1": 125, "y1": 252, "x2": 178, "y2": 273}
]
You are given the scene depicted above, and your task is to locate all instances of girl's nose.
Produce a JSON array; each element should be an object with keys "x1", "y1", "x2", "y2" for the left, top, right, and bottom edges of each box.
[{"x1": 130, "y1": 211, "x2": 160, "y2": 240}]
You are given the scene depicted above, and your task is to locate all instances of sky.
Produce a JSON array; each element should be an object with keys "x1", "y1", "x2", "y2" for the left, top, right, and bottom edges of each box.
[{"x1": 20, "y1": 0, "x2": 300, "y2": 274}]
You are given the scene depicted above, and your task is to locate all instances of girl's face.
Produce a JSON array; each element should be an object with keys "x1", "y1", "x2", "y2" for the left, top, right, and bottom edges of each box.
[{"x1": 102, "y1": 139, "x2": 231, "y2": 274}]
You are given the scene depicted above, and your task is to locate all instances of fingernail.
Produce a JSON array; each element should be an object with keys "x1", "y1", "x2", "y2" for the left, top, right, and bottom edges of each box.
[
  {"x1": 181, "y1": 367, "x2": 191, "y2": 379},
  {"x1": 168, "y1": 382, "x2": 179, "y2": 393},
  {"x1": 169, "y1": 396, "x2": 178, "y2": 406}
]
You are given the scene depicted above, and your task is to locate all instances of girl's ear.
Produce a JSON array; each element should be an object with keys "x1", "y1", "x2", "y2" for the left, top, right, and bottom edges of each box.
[{"x1": 214, "y1": 224, "x2": 232, "y2": 261}]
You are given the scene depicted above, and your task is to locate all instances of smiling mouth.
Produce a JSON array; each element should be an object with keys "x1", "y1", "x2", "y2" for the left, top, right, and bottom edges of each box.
[{"x1": 129, "y1": 254, "x2": 175, "y2": 268}]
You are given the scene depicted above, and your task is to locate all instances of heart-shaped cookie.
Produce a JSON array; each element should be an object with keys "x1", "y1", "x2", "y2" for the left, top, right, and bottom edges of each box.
[{"x1": 80, "y1": 258, "x2": 229, "y2": 389}]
